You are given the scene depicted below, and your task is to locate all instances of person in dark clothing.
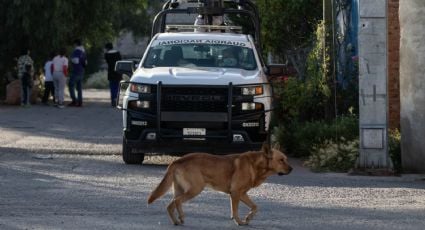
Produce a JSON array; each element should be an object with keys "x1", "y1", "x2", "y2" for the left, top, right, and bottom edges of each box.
[
  {"x1": 104, "y1": 42, "x2": 122, "y2": 107},
  {"x1": 42, "y1": 52, "x2": 56, "y2": 105},
  {"x1": 17, "y1": 48, "x2": 34, "y2": 106},
  {"x1": 68, "y1": 39, "x2": 87, "y2": 107},
  {"x1": 21, "y1": 64, "x2": 33, "y2": 107}
]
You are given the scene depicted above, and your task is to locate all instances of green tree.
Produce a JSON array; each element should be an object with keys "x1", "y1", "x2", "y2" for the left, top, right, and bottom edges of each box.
[
  {"x1": 0, "y1": 0, "x2": 158, "y2": 97},
  {"x1": 256, "y1": 0, "x2": 322, "y2": 77}
]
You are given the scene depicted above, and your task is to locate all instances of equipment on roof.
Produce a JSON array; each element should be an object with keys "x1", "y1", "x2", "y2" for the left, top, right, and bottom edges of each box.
[{"x1": 151, "y1": 0, "x2": 261, "y2": 54}]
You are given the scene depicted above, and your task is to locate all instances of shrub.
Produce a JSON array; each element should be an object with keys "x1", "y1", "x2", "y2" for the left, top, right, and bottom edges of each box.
[
  {"x1": 277, "y1": 72, "x2": 331, "y2": 123},
  {"x1": 388, "y1": 129, "x2": 401, "y2": 173},
  {"x1": 305, "y1": 138, "x2": 359, "y2": 172},
  {"x1": 273, "y1": 115, "x2": 358, "y2": 157},
  {"x1": 273, "y1": 21, "x2": 333, "y2": 123},
  {"x1": 84, "y1": 70, "x2": 109, "y2": 89}
]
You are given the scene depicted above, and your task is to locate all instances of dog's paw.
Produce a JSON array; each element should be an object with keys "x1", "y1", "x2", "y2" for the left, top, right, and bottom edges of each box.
[
  {"x1": 172, "y1": 219, "x2": 183, "y2": 226},
  {"x1": 178, "y1": 217, "x2": 184, "y2": 225},
  {"x1": 244, "y1": 214, "x2": 254, "y2": 223},
  {"x1": 234, "y1": 220, "x2": 248, "y2": 226}
]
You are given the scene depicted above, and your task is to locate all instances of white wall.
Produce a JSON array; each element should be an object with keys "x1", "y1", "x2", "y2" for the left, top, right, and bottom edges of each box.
[{"x1": 399, "y1": 0, "x2": 425, "y2": 173}]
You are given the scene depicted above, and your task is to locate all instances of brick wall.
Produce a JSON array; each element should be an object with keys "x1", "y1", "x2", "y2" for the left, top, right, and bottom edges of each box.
[{"x1": 388, "y1": 0, "x2": 400, "y2": 129}]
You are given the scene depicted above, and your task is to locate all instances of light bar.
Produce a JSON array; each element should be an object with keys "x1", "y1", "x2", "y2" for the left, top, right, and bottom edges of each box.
[{"x1": 166, "y1": 25, "x2": 243, "y2": 33}]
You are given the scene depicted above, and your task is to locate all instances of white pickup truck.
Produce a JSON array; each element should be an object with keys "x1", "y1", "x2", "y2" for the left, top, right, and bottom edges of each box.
[{"x1": 115, "y1": 0, "x2": 284, "y2": 164}]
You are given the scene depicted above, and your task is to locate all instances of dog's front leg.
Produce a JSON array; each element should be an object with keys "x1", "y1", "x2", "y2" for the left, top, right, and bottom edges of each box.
[
  {"x1": 230, "y1": 194, "x2": 247, "y2": 226},
  {"x1": 240, "y1": 193, "x2": 257, "y2": 223}
]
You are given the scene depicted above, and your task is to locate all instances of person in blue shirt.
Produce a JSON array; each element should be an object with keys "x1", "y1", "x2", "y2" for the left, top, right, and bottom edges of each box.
[{"x1": 68, "y1": 39, "x2": 87, "y2": 107}]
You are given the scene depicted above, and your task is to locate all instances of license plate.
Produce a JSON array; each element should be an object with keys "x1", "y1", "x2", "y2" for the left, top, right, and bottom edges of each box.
[{"x1": 183, "y1": 128, "x2": 206, "y2": 136}]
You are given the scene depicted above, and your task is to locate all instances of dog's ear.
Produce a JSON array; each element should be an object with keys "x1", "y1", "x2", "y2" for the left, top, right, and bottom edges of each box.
[
  {"x1": 272, "y1": 143, "x2": 281, "y2": 151},
  {"x1": 261, "y1": 142, "x2": 271, "y2": 155}
]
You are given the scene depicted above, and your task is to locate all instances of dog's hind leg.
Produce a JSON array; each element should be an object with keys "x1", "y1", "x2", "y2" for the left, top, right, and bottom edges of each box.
[
  {"x1": 174, "y1": 186, "x2": 203, "y2": 225},
  {"x1": 240, "y1": 193, "x2": 257, "y2": 224},
  {"x1": 229, "y1": 197, "x2": 234, "y2": 220},
  {"x1": 166, "y1": 176, "x2": 188, "y2": 225},
  {"x1": 173, "y1": 172, "x2": 204, "y2": 225},
  {"x1": 167, "y1": 199, "x2": 180, "y2": 225},
  {"x1": 173, "y1": 183, "x2": 186, "y2": 224}
]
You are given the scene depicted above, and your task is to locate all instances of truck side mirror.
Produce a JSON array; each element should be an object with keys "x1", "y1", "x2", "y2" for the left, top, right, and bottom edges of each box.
[
  {"x1": 116, "y1": 80, "x2": 130, "y2": 110},
  {"x1": 266, "y1": 64, "x2": 287, "y2": 77},
  {"x1": 115, "y1": 60, "x2": 136, "y2": 77}
]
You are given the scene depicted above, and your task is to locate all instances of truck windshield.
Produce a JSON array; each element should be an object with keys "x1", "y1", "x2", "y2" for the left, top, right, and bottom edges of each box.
[{"x1": 143, "y1": 44, "x2": 257, "y2": 70}]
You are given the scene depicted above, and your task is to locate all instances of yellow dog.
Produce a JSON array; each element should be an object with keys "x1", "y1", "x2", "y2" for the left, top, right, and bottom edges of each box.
[{"x1": 148, "y1": 144, "x2": 292, "y2": 225}]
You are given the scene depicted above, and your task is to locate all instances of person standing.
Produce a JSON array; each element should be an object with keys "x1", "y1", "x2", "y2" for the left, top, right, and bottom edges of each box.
[
  {"x1": 21, "y1": 64, "x2": 33, "y2": 107},
  {"x1": 104, "y1": 42, "x2": 122, "y2": 107},
  {"x1": 17, "y1": 48, "x2": 34, "y2": 106},
  {"x1": 42, "y1": 52, "x2": 55, "y2": 105},
  {"x1": 52, "y1": 48, "x2": 68, "y2": 109},
  {"x1": 68, "y1": 39, "x2": 87, "y2": 107}
]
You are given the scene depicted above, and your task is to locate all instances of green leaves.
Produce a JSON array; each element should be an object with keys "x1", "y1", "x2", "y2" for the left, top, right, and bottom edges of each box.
[
  {"x1": 256, "y1": 0, "x2": 322, "y2": 57},
  {"x1": 0, "y1": 0, "x2": 153, "y2": 78}
]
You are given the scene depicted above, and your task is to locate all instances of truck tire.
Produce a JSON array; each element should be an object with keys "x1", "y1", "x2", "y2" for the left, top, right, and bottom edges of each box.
[{"x1": 122, "y1": 136, "x2": 145, "y2": 164}]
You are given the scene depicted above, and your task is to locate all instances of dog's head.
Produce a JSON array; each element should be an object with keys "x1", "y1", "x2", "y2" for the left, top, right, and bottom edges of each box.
[{"x1": 262, "y1": 143, "x2": 293, "y2": 176}]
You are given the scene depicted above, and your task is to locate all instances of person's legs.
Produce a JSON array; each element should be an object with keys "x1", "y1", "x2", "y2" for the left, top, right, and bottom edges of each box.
[
  {"x1": 53, "y1": 74, "x2": 59, "y2": 105},
  {"x1": 53, "y1": 73, "x2": 61, "y2": 105},
  {"x1": 68, "y1": 73, "x2": 77, "y2": 105},
  {"x1": 47, "y1": 81, "x2": 55, "y2": 103},
  {"x1": 42, "y1": 82, "x2": 49, "y2": 103},
  {"x1": 109, "y1": 80, "x2": 119, "y2": 106},
  {"x1": 20, "y1": 81, "x2": 25, "y2": 105},
  {"x1": 57, "y1": 73, "x2": 66, "y2": 107},
  {"x1": 21, "y1": 84, "x2": 28, "y2": 105},
  {"x1": 76, "y1": 74, "x2": 83, "y2": 106},
  {"x1": 27, "y1": 87, "x2": 32, "y2": 105}
]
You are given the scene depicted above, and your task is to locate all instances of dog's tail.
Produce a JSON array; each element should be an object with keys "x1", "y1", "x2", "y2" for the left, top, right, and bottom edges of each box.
[{"x1": 148, "y1": 164, "x2": 175, "y2": 204}]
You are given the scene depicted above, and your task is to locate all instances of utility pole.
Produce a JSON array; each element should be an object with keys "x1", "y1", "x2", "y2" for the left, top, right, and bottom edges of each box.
[{"x1": 356, "y1": 0, "x2": 393, "y2": 174}]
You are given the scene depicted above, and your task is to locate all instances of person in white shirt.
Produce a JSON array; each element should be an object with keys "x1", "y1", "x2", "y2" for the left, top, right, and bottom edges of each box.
[
  {"x1": 42, "y1": 53, "x2": 55, "y2": 105},
  {"x1": 51, "y1": 48, "x2": 69, "y2": 108}
]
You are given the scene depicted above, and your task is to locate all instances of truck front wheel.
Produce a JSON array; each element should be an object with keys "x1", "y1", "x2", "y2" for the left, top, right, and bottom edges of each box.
[{"x1": 122, "y1": 136, "x2": 145, "y2": 164}]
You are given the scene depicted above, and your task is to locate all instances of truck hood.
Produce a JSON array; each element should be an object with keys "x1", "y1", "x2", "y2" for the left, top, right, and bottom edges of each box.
[{"x1": 130, "y1": 67, "x2": 266, "y2": 85}]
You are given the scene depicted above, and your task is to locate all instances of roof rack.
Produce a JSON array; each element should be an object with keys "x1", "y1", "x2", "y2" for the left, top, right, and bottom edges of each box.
[
  {"x1": 151, "y1": 0, "x2": 262, "y2": 54},
  {"x1": 165, "y1": 24, "x2": 243, "y2": 33}
]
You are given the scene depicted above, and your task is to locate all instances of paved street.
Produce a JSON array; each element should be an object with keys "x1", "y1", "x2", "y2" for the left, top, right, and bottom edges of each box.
[
  {"x1": 1, "y1": 90, "x2": 425, "y2": 230},
  {"x1": 0, "y1": 89, "x2": 122, "y2": 155}
]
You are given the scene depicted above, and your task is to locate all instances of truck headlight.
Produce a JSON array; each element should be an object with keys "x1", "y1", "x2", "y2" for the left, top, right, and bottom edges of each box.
[
  {"x1": 241, "y1": 102, "x2": 263, "y2": 111},
  {"x1": 130, "y1": 83, "x2": 151, "y2": 94},
  {"x1": 137, "y1": 101, "x2": 150, "y2": 109},
  {"x1": 129, "y1": 100, "x2": 150, "y2": 109},
  {"x1": 241, "y1": 85, "x2": 263, "y2": 95}
]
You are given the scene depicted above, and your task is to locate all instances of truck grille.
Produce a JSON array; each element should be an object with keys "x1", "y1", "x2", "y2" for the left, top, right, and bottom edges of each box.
[{"x1": 161, "y1": 86, "x2": 228, "y2": 112}]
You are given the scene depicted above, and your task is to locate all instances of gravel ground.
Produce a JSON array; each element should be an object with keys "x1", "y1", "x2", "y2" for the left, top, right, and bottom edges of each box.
[
  {"x1": 1, "y1": 153, "x2": 425, "y2": 230},
  {"x1": 1, "y1": 89, "x2": 425, "y2": 230}
]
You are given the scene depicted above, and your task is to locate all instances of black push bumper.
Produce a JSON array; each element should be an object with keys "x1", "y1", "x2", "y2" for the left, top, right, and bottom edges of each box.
[
  {"x1": 125, "y1": 132, "x2": 263, "y2": 154},
  {"x1": 118, "y1": 81, "x2": 272, "y2": 155}
]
